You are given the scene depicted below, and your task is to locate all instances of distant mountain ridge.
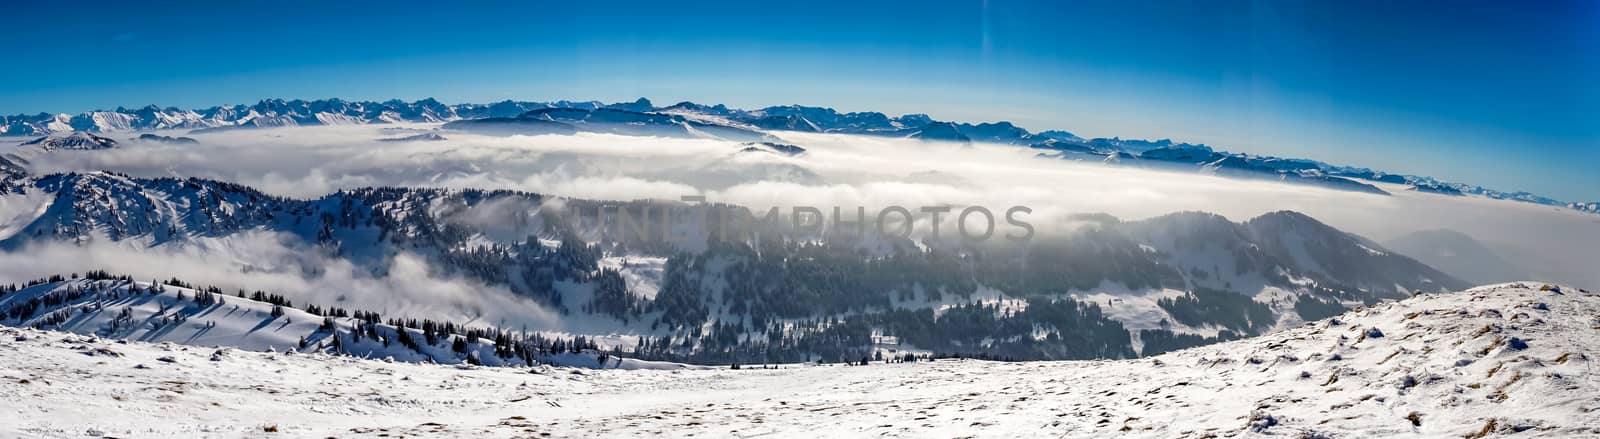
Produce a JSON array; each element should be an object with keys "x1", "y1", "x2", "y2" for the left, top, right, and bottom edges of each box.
[
  {"x1": 1383, "y1": 229, "x2": 1532, "y2": 285},
  {"x1": 442, "y1": 106, "x2": 776, "y2": 142},
  {"x1": 19, "y1": 132, "x2": 118, "y2": 150},
  {"x1": 2, "y1": 96, "x2": 1591, "y2": 213}
]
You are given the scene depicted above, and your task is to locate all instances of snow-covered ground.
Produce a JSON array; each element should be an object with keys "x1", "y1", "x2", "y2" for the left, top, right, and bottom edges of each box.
[
  {"x1": 0, "y1": 278, "x2": 687, "y2": 371},
  {"x1": 3, "y1": 282, "x2": 1596, "y2": 438}
]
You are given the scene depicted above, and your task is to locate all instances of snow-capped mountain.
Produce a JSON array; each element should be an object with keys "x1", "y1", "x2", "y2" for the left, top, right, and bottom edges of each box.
[
  {"x1": 2, "y1": 282, "x2": 1593, "y2": 437},
  {"x1": 1035, "y1": 129, "x2": 1083, "y2": 142},
  {"x1": 604, "y1": 97, "x2": 656, "y2": 113},
  {"x1": 744, "y1": 113, "x2": 823, "y2": 132},
  {"x1": 738, "y1": 141, "x2": 807, "y2": 156},
  {"x1": 1, "y1": 173, "x2": 289, "y2": 244},
  {"x1": 747, "y1": 104, "x2": 918, "y2": 134},
  {"x1": 444, "y1": 107, "x2": 776, "y2": 142},
  {"x1": 1034, "y1": 139, "x2": 1390, "y2": 194},
  {"x1": 952, "y1": 121, "x2": 1033, "y2": 144},
  {"x1": 0, "y1": 98, "x2": 586, "y2": 136},
  {"x1": 1570, "y1": 202, "x2": 1599, "y2": 214},
  {"x1": 19, "y1": 132, "x2": 119, "y2": 150},
  {"x1": 1026, "y1": 137, "x2": 1589, "y2": 207},
  {"x1": 904, "y1": 121, "x2": 970, "y2": 142}
]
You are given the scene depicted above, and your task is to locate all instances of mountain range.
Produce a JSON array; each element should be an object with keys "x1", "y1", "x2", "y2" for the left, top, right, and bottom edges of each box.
[
  {"x1": 3, "y1": 97, "x2": 1592, "y2": 214},
  {"x1": 0, "y1": 170, "x2": 1468, "y2": 362}
]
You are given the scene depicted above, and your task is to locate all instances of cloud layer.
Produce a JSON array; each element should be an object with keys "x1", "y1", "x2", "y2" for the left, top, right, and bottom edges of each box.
[
  {"x1": 0, "y1": 232, "x2": 565, "y2": 331},
  {"x1": 7, "y1": 124, "x2": 1598, "y2": 291}
]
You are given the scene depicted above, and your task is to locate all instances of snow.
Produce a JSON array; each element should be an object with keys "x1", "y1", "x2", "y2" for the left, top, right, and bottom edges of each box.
[
  {"x1": 598, "y1": 255, "x2": 668, "y2": 300},
  {"x1": 0, "y1": 190, "x2": 51, "y2": 241},
  {"x1": 3, "y1": 282, "x2": 1596, "y2": 437},
  {"x1": 1075, "y1": 289, "x2": 1210, "y2": 338},
  {"x1": 0, "y1": 278, "x2": 687, "y2": 370},
  {"x1": 1357, "y1": 242, "x2": 1388, "y2": 256}
]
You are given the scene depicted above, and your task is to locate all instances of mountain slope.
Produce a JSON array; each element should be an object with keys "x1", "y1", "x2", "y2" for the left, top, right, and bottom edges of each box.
[
  {"x1": 135, "y1": 133, "x2": 199, "y2": 144},
  {"x1": 0, "y1": 275, "x2": 679, "y2": 370},
  {"x1": 0, "y1": 173, "x2": 1472, "y2": 362},
  {"x1": 20, "y1": 132, "x2": 119, "y2": 150},
  {"x1": 442, "y1": 107, "x2": 775, "y2": 142},
  {"x1": 1, "y1": 282, "x2": 1594, "y2": 437},
  {"x1": 0, "y1": 155, "x2": 24, "y2": 182},
  {"x1": 905, "y1": 121, "x2": 971, "y2": 143},
  {"x1": 1385, "y1": 229, "x2": 1532, "y2": 285}
]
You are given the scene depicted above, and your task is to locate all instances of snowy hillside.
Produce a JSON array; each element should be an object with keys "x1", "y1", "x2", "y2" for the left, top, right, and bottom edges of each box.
[
  {"x1": 2, "y1": 282, "x2": 1595, "y2": 437},
  {"x1": 19, "y1": 132, "x2": 119, "y2": 150},
  {"x1": 0, "y1": 172, "x2": 1474, "y2": 363},
  {"x1": 0, "y1": 275, "x2": 685, "y2": 371}
]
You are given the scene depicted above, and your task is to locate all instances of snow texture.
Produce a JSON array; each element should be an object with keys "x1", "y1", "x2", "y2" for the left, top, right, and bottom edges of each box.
[{"x1": 3, "y1": 282, "x2": 1596, "y2": 437}]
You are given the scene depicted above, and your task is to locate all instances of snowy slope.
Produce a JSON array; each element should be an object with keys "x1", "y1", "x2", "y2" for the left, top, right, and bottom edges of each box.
[
  {"x1": 0, "y1": 173, "x2": 1479, "y2": 362},
  {"x1": 19, "y1": 132, "x2": 119, "y2": 150},
  {"x1": 0, "y1": 277, "x2": 688, "y2": 371},
  {"x1": 2, "y1": 282, "x2": 1596, "y2": 437}
]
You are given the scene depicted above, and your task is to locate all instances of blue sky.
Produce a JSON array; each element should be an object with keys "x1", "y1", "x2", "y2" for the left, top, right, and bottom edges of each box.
[{"x1": 3, "y1": 1, "x2": 1596, "y2": 201}]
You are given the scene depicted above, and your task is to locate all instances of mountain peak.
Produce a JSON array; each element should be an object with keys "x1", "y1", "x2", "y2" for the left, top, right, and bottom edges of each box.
[
  {"x1": 906, "y1": 122, "x2": 970, "y2": 143},
  {"x1": 605, "y1": 97, "x2": 655, "y2": 112},
  {"x1": 20, "y1": 131, "x2": 119, "y2": 150}
]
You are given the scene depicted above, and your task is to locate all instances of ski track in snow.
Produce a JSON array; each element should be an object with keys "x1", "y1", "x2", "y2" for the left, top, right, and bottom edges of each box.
[{"x1": 2, "y1": 282, "x2": 1598, "y2": 438}]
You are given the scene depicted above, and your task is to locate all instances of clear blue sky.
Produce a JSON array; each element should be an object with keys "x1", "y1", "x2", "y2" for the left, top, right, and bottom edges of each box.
[{"x1": 3, "y1": 1, "x2": 1596, "y2": 201}]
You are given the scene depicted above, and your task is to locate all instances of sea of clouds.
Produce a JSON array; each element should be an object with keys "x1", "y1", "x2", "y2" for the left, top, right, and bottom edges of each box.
[{"x1": 3, "y1": 124, "x2": 1595, "y2": 328}]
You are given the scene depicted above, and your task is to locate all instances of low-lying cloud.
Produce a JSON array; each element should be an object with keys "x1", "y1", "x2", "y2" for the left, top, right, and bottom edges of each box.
[
  {"x1": 7, "y1": 124, "x2": 1598, "y2": 290},
  {"x1": 0, "y1": 231, "x2": 564, "y2": 331}
]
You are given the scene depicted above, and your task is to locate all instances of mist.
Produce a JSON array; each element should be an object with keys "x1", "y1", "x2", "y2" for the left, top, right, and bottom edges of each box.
[
  {"x1": 0, "y1": 231, "x2": 565, "y2": 332},
  {"x1": 8, "y1": 124, "x2": 1599, "y2": 291}
]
